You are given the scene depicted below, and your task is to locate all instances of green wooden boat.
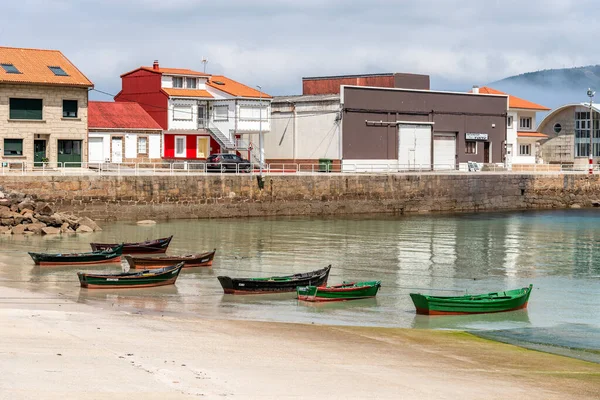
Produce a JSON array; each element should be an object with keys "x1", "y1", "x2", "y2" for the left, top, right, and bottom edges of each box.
[
  {"x1": 409, "y1": 284, "x2": 533, "y2": 315},
  {"x1": 297, "y1": 281, "x2": 381, "y2": 302},
  {"x1": 78, "y1": 262, "x2": 184, "y2": 289}
]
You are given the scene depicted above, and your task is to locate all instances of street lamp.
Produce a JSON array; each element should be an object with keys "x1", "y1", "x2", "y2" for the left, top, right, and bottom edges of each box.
[
  {"x1": 257, "y1": 85, "x2": 264, "y2": 177},
  {"x1": 588, "y1": 88, "x2": 595, "y2": 174}
]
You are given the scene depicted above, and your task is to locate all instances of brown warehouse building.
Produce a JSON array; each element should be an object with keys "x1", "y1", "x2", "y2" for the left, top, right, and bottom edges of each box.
[
  {"x1": 340, "y1": 84, "x2": 508, "y2": 170},
  {"x1": 265, "y1": 73, "x2": 508, "y2": 171}
]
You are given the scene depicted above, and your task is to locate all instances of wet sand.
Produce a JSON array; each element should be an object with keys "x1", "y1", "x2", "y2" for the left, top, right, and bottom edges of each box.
[{"x1": 0, "y1": 287, "x2": 598, "y2": 400}]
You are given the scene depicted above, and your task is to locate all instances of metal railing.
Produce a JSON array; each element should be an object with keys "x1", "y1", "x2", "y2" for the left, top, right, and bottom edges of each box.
[{"x1": 2, "y1": 161, "x2": 600, "y2": 176}]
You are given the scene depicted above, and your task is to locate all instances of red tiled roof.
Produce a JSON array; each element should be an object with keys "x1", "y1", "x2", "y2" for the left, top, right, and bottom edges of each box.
[
  {"x1": 89, "y1": 101, "x2": 162, "y2": 130},
  {"x1": 518, "y1": 131, "x2": 548, "y2": 138},
  {"x1": 0, "y1": 46, "x2": 93, "y2": 87},
  {"x1": 162, "y1": 88, "x2": 213, "y2": 98},
  {"x1": 207, "y1": 75, "x2": 272, "y2": 98},
  {"x1": 477, "y1": 87, "x2": 550, "y2": 111}
]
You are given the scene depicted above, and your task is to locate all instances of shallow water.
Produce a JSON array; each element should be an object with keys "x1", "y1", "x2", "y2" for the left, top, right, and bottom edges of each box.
[{"x1": 1, "y1": 210, "x2": 599, "y2": 354}]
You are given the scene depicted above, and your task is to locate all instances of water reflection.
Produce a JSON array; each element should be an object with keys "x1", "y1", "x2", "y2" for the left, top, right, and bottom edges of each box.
[
  {"x1": 0, "y1": 210, "x2": 599, "y2": 335},
  {"x1": 411, "y1": 310, "x2": 531, "y2": 330}
]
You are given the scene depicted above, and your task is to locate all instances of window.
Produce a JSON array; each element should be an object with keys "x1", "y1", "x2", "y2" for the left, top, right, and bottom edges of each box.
[
  {"x1": 519, "y1": 117, "x2": 532, "y2": 129},
  {"x1": 213, "y1": 105, "x2": 228, "y2": 121},
  {"x1": 138, "y1": 137, "x2": 148, "y2": 154},
  {"x1": 173, "y1": 105, "x2": 192, "y2": 121},
  {"x1": 186, "y1": 78, "x2": 197, "y2": 89},
  {"x1": 48, "y1": 66, "x2": 68, "y2": 76},
  {"x1": 239, "y1": 106, "x2": 268, "y2": 120},
  {"x1": 519, "y1": 144, "x2": 531, "y2": 156},
  {"x1": 3, "y1": 139, "x2": 23, "y2": 156},
  {"x1": 574, "y1": 109, "x2": 600, "y2": 157},
  {"x1": 173, "y1": 77, "x2": 183, "y2": 88},
  {"x1": 1, "y1": 63, "x2": 20, "y2": 74},
  {"x1": 507, "y1": 116, "x2": 513, "y2": 128},
  {"x1": 62, "y1": 100, "x2": 78, "y2": 118},
  {"x1": 9, "y1": 98, "x2": 42, "y2": 120},
  {"x1": 465, "y1": 141, "x2": 477, "y2": 154},
  {"x1": 554, "y1": 123, "x2": 562, "y2": 134},
  {"x1": 175, "y1": 136, "x2": 186, "y2": 157}
]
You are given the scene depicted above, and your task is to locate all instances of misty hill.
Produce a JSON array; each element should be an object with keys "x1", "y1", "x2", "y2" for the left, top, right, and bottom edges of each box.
[{"x1": 489, "y1": 65, "x2": 600, "y2": 111}]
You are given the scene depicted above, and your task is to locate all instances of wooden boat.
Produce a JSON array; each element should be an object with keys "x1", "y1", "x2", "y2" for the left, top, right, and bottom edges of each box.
[
  {"x1": 78, "y1": 262, "x2": 184, "y2": 289},
  {"x1": 123, "y1": 249, "x2": 216, "y2": 269},
  {"x1": 297, "y1": 281, "x2": 381, "y2": 302},
  {"x1": 90, "y1": 235, "x2": 173, "y2": 254},
  {"x1": 409, "y1": 284, "x2": 533, "y2": 315},
  {"x1": 29, "y1": 244, "x2": 123, "y2": 266},
  {"x1": 218, "y1": 265, "x2": 331, "y2": 295}
]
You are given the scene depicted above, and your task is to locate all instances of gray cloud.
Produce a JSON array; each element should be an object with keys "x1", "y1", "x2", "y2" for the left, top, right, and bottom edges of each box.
[{"x1": 2, "y1": 0, "x2": 600, "y2": 100}]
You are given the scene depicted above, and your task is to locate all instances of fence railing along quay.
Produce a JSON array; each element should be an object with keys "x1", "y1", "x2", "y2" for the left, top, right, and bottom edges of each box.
[{"x1": 1, "y1": 161, "x2": 600, "y2": 176}]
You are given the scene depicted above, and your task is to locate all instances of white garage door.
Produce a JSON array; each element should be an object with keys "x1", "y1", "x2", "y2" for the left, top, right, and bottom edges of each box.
[
  {"x1": 88, "y1": 137, "x2": 104, "y2": 163},
  {"x1": 433, "y1": 134, "x2": 456, "y2": 170},
  {"x1": 398, "y1": 124, "x2": 432, "y2": 170}
]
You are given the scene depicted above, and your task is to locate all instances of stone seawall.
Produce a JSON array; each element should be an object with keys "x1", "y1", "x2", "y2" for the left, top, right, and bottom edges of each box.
[{"x1": 0, "y1": 174, "x2": 598, "y2": 221}]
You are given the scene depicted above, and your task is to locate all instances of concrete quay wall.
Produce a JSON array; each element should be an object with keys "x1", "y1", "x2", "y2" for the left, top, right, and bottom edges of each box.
[{"x1": 0, "y1": 174, "x2": 597, "y2": 221}]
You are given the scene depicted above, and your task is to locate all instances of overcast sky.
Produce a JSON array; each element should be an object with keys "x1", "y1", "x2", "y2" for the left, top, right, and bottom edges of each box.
[{"x1": 3, "y1": 0, "x2": 599, "y2": 100}]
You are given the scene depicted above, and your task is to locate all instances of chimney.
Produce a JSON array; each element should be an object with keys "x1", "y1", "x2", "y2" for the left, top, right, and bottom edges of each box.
[
  {"x1": 472, "y1": 85, "x2": 479, "y2": 94},
  {"x1": 153, "y1": 60, "x2": 159, "y2": 70}
]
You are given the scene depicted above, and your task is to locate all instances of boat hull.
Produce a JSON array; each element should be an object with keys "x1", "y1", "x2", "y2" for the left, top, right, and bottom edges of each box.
[
  {"x1": 29, "y1": 244, "x2": 123, "y2": 266},
  {"x1": 297, "y1": 281, "x2": 381, "y2": 302},
  {"x1": 90, "y1": 236, "x2": 172, "y2": 254},
  {"x1": 410, "y1": 285, "x2": 533, "y2": 315},
  {"x1": 218, "y1": 265, "x2": 331, "y2": 295},
  {"x1": 124, "y1": 250, "x2": 215, "y2": 269},
  {"x1": 78, "y1": 263, "x2": 183, "y2": 289}
]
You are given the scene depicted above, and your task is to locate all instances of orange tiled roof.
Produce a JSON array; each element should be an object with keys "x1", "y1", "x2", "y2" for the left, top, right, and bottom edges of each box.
[
  {"x1": 162, "y1": 88, "x2": 213, "y2": 98},
  {"x1": 518, "y1": 131, "x2": 548, "y2": 138},
  {"x1": 0, "y1": 46, "x2": 93, "y2": 87},
  {"x1": 207, "y1": 75, "x2": 272, "y2": 98},
  {"x1": 478, "y1": 87, "x2": 549, "y2": 111}
]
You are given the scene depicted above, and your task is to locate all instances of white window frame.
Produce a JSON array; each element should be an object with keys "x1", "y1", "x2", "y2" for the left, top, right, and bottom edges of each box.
[
  {"x1": 186, "y1": 78, "x2": 197, "y2": 89},
  {"x1": 213, "y1": 105, "x2": 229, "y2": 121},
  {"x1": 507, "y1": 116, "x2": 513, "y2": 128},
  {"x1": 175, "y1": 136, "x2": 186, "y2": 158},
  {"x1": 137, "y1": 136, "x2": 148, "y2": 155},
  {"x1": 239, "y1": 105, "x2": 268, "y2": 121},
  {"x1": 173, "y1": 105, "x2": 193, "y2": 121},
  {"x1": 465, "y1": 140, "x2": 477, "y2": 154},
  {"x1": 173, "y1": 77, "x2": 183, "y2": 88},
  {"x1": 519, "y1": 144, "x2": 531, "y2": 156},
  {"x1": 519, "y1": 117, "x2": 532, "y2": 129}
]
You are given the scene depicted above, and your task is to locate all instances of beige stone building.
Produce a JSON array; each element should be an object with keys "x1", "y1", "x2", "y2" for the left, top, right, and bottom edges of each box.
[{"x1": 0, "y1": 46, "x2": 93, "y2": 168}]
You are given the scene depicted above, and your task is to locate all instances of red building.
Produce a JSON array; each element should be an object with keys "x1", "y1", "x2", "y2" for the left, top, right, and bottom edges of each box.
[
  {"x1": 115, "y1": 61, "x2": 271, "y2": 162},
  {"x1": 302, "y1": 73, "x2": 430, "y2": 95}
]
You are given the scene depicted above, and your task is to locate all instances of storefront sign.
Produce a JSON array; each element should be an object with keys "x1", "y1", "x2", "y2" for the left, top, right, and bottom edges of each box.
[{"x1": 465, "y1": 133, "x2": 488, "y2": 141}]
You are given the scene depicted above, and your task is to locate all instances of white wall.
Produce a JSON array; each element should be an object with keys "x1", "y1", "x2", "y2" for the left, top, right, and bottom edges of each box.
[
  {"x1": 262, "y1": 99, "x2": 340, "y2": 160},
  {"x1": 89, "y1": 131, "x2": 161, "y2": 163},
  {"x1": 513, "y1": 137, "x2": 537, "y2": 164},
  {"x1": 237, "y1": 100, "x2": 271, "y2": 132},
  {"x1": 209, "y1": 100, "x2": 236, "y2": 140},
  {"x1": 149, "y1": 135, "x2": 161, "y2": 159},
  {"x1": 161, "y1": 75, "x2": 209, "y2": 90},
  {"x1": 125, "y1": 134, "x2": 137, "y2": 159},
  {"x1": 168, "y1": 99, "x2": 197, "y2": 130},
  {"x1": 88, "y1": 132, "x2": 110, "y2": 163}
]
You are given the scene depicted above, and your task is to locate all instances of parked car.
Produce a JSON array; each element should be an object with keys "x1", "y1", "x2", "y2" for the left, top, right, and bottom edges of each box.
[{"x1": 206, "y1": 153, "x2": 252, "y2": 173}]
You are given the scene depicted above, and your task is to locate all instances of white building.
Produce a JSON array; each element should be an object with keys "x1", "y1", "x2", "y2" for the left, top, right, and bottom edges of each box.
[
  {"x1": 115, "y1": 61, "x2": 271, "y2": 162},
  {"x1": 88, "y1": 101, "x2": 162, "y2": 164},
  {"x1": 474, "y1": 86, "x2": 550, "y2": 166},
  {"x1": 250, "y1": 94, "x2": 341, "y2": 166}
]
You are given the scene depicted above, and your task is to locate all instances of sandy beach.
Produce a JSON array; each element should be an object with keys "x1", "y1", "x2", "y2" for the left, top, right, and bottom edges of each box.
[{"x1": 0, "y1": 287, "x2": 597, "y2": 400}]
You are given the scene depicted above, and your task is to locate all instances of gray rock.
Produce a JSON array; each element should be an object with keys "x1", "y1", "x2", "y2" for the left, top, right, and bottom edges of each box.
[
  {"x1": 12, "y1": 225, "x2": 27, "y2": 234},
  {"x1": 0, "y1": 226, "x2": 10, "y2": 234},
  {"x1": 23, "y1": 231, "x2": 35, "y2": 236},
  {"x1": 0, "y1": 218, "x2": 13, "y2": 226},
  {"x1": 27, "y1": 223, "x2": 47, "y2": 234},
  {"x1": 76, "y1": 225, "x2": 94, "y2": 233},
  {"x1": 20, "y1": 208, "x2": 34, "y2": 216},
  {"x1": 17, "y1": 200, "x2": 36, "y2": 212},
  {"x1": 592, "y1": 200, "x2": 600, "y2": 207},
  {"x1": 77, "y1": 217, "x2": 100, "y2": 231},
  {"x1": 0, "y1": 191, "x2": 4, "y2": 199},
  {"x1": 63, "y1": 227, "x2": 76, "y2": 234},
  {"x1": 137, "y1": 220, "x2": 157, "y2": 225},
  {"x1": 41, "y1": 227, "x2": 61, "y2": 235},
  {"x1": 50, "y1": 213, "x2": 65, "y2": 225},
  {"x1": 0, "y1": 199, "x2": 9, "y2": 207},
  {"x1": 37, "y1": 204, "x2": 54, "y2": 216},
  {"x1": 571, "y1": 204, "x2": 582, "y2": 209}
]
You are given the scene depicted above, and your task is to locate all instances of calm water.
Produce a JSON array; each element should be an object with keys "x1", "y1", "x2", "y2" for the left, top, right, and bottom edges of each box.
[{"x1": 1, "y1": 210, "x2": 599, "y2": 356}]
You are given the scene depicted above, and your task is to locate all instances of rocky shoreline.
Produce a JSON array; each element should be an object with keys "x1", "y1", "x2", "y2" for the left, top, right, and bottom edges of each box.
[{"x1": 0, "y1": 186, "x2": 101, "y2": 235}]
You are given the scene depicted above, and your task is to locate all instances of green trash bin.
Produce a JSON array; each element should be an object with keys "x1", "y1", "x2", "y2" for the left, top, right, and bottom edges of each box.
[{"x1": 318, "y1": 158, "x2": 333, "y2": 172}]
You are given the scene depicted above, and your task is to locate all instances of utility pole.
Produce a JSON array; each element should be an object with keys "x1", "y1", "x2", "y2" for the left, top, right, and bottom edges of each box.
[{"x1": 257, "y1": 85, "x2": 264, "y2": 176}]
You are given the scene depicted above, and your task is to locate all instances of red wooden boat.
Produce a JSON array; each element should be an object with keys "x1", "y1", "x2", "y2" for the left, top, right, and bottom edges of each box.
[{"x1": 90, "y1": 236, "x2": 173, "y2": 254}]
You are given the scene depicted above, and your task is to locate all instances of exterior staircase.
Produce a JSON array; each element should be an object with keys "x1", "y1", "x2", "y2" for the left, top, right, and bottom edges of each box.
[{"x1": 207, "y1": 123, "x2": 236, "y2": 150}]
